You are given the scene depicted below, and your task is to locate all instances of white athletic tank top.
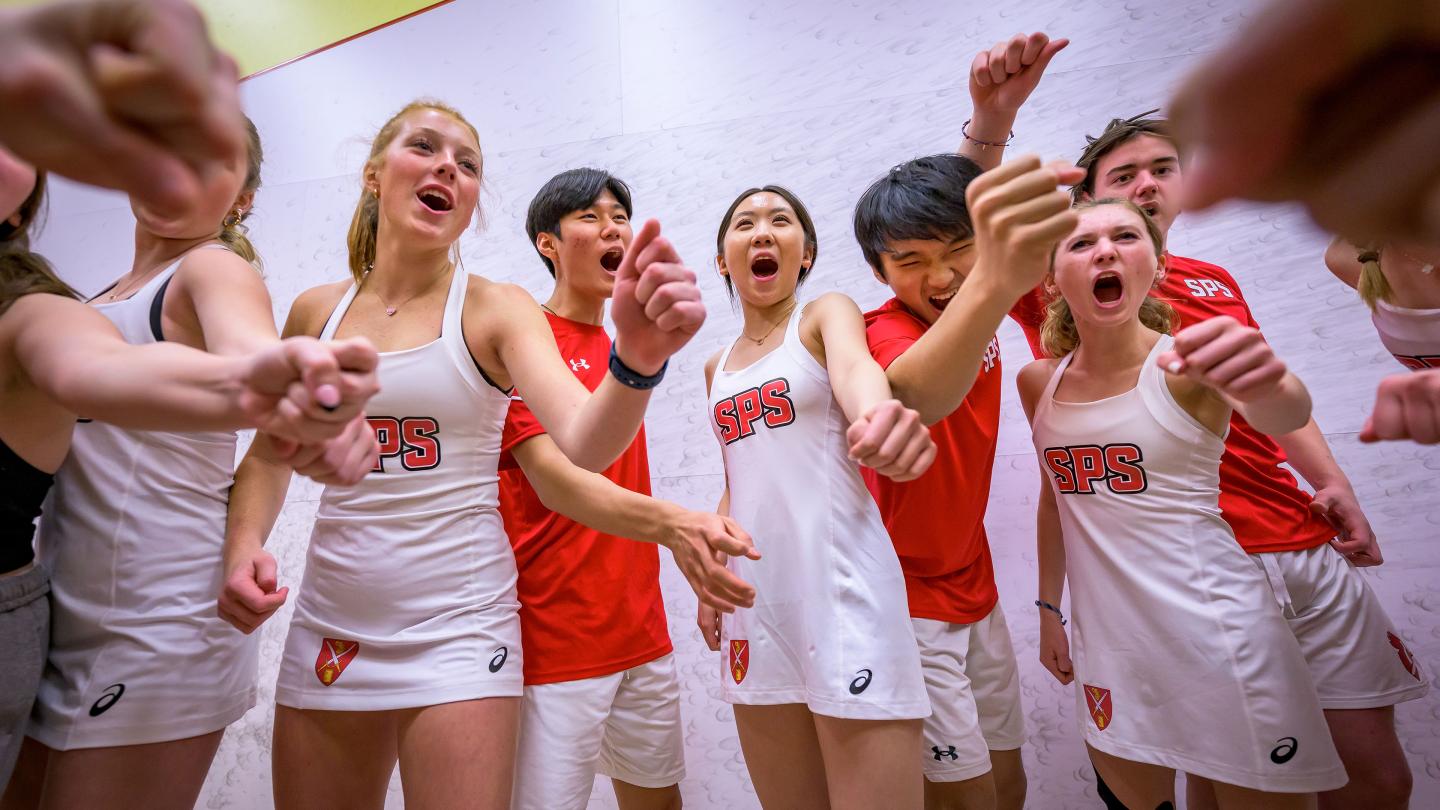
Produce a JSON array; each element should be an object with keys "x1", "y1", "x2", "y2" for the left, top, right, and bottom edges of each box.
[
  {"x1": 1372, "y1": 298, "x2": 1440, "y2": 371},
  {"x1": 293, "y1": 267, "x2": 516, "y2": 643},
  {"x1": 41, "y1": 247, "x2": 238, "y2": 562},
  {"x1": 708, "y1": 304, "x2": 928, "y2": 719},
  {"x1": 1030, "y1": 334, "x2": 1231, "y2": 575}
]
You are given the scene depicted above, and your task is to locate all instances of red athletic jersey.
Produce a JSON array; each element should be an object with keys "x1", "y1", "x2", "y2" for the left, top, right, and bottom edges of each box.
[
  {"x1": 497, "y1": 313, "x2": 671, "y2": 684},
  {"x1": 1011, "y1": 254, "x2": 1335, "y2": 554},
  {"x1": 863, "y1": 298, "x2": 1003, "y2": 623}
]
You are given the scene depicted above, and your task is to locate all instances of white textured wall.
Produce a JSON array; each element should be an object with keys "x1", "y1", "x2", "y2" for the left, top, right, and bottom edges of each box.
[{"x1": 34, "y1": 1, "x2": 1440, "y2": 807}]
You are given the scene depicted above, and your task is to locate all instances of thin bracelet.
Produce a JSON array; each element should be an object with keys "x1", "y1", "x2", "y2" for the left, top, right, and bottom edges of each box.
[
  {"x1": 962, "y1": 119, "x2": 1015, "y2": 149},
  {"x1": 1035, "y1": 599, "x2": 1067, "y2": 625}
]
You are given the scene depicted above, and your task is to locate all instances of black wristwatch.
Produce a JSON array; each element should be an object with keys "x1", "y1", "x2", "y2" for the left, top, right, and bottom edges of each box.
[{"x1": 609, "y1": 344, "x2": 667, "y2": 390}]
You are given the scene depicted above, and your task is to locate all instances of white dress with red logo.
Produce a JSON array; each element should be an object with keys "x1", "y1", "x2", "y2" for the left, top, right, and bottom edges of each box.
[
  {"x1": 707, "y1": 305, "x2": 928, "y2": 720},
  {"x1": 1372, "y1": 298, "x2": 1440, "y2": 370},
  {"x1": 1029, "y1": 334, "x2": 1345, "y2": 792},
  {"x1": 275, "y1": 268, "x2": 521, "y2": 710},
  {"x1": 31, "y1": 246, "x2": 257, "y2": 749}
]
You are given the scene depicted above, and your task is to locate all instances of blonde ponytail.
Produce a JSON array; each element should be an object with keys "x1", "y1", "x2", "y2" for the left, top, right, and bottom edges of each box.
[{"x1": 1355, "y1": 247, "x2": 1391, "y2": 310}]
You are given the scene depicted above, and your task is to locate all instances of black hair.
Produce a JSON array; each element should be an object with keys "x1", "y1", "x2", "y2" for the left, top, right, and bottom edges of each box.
[
  {"x1": 715, "y1": 185, "x2": 818, "y2": 299},
  {"x1": 852, "y1": 154, "x2": 984, "y2": 280},
  {"x1": 525, "y1": 168, "x2": 634, "y2": 277}
]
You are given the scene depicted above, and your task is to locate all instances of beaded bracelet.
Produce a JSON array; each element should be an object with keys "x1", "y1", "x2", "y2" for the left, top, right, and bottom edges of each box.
[{"x1": 962, "y1": 118, "x2": 1015, "y2": 149}]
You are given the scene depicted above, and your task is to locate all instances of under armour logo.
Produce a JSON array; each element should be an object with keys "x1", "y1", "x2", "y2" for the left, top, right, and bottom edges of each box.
[
  {"x1": 931, "y1": 745, "x2": 958, "y2": 761},
  {"x1": 569, "y1": 358, "x2": 590, "y2": 371}
]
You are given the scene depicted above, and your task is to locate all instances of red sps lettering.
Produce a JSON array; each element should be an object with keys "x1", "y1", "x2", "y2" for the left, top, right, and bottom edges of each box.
[
  {"x1": 714, "y1": 378, "x2": 796, "y2": 444},
  {"x1": 1043, "y1": 443, "x2": 1147, "y2": 494},
  {"x1": 368, "y1": 416, "x2": 441, "y2": 472}
]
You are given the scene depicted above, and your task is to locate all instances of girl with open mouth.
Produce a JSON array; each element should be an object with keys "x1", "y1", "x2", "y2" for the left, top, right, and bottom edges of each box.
[
  {"x1": 699, "y1": 184, "x2": 936, "y2": 809},
  {"x1": 1020, "y1": 199, "x2": 1347, "y2": 810}
]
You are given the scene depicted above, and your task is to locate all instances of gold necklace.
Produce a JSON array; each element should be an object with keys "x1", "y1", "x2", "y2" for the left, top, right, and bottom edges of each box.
[
  {"x1": 364, "y1": 263, "x2": 451, "y2": 316},
  {"x1": 742, "y1": 302, "x2": 796, "y2": 345}
]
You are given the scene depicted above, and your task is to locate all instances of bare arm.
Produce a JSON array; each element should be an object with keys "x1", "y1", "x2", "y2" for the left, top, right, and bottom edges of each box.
[
  {"x1": 1019, "y1": 358, "x2": 1073, "y2": 683},
  {"x1": 809, "y1": 293, "x2": 893, "y2": 423},
  {"x1": 489, "y1": 284, "x2": 651, "y2": 472},
  {"x1": 887, "y1": 158, "x2": 1084, "y2": 424},
  {"x1": 11, "y1": 293, "x2": 248, "y2": 430},
  {"x1": 171, "y1": 245, "x2": 281, "y2": 356},
  {"x1": 511, "y1": 435, "x2": 757, "y2": 612},
  {"x1": 958, "y1": 32, "x2": 1068, "y2": 172}
]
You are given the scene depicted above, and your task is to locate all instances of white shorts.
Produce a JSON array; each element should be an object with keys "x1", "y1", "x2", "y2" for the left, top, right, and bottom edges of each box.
[
  {"x1": 913, "y1": 607, "x2": 1025, "y2": 782},
  {"x1": 511, "y1": 654, "x2": 685, "y2": 810},
  {"x1": 1252, "y1": 544, "x2": 1428, "y2": 709}
]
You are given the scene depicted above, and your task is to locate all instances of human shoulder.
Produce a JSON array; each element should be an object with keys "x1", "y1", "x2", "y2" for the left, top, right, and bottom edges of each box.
[
  {"x1": 285, "y1": 278, "x2": 353, "y2": 337},
  {"x1": 1016, "y1": 356, "x2": 1061, "y2": 421},
  {"x1": 172, "y1": 242, "x2": 262, "y2": 287},
  {"x1": 1322, "y1": 237, "x2": 1362, "y2": 290},
  {"x1": 704, "y1": 348, "x2": 723, "y2": 395}
]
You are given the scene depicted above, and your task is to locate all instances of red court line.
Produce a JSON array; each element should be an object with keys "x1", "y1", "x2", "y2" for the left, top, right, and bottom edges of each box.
[{"x1": 241, "y1": 0, "x2": 455, "y2": 81}]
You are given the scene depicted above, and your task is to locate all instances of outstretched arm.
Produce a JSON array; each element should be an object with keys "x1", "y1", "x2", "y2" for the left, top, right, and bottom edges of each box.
[
  {"x1": 510, "y1": 434, "x2": 758, "y2": 613},
  {"x1": 1158, "y1": 315, "x2": 1312, "y2": 436},
  {"x1": 884, "y1": 157, "x2": 1083, "y2": 424},
  {"x1": 806, "y1": 293, "x2": 936, "y2": 482},
  {"x1": 497, "y1": 220, "x2": 704, "y2": 472}
]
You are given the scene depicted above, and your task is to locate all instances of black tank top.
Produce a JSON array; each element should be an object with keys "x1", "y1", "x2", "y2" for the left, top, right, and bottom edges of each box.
[{"x1": 1, "y1": 437, "x2": 54, "y2": 574}]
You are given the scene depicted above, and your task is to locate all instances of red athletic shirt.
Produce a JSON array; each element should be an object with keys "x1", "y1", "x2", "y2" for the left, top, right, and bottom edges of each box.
[
  {"x1": 863, "y1": 298, "x2": 1003, "y2": 623},
  {"x1": 1011, "y1": 254, "x2": 1336, "y2": 554},
  {"x1": 497, "y1": 313, "x2": 671, "y2": 684}
]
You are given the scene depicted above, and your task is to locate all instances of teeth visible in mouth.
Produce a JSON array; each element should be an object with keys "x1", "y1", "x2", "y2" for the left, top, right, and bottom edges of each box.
[
  {"x1": 419, "y1": 191, "x2": 452, "y2": 212},
  {"x1": 928, "y1": 288, "x2": 958, "y2": 310},
  {"x1": 600, "y1": 249, "x2": 623, "y2": 272}
]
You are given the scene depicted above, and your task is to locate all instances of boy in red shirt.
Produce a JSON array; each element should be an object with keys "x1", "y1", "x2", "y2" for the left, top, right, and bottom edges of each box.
[
  {"x1": 848, "y1": 32, "x2": 1069, "y2": 810},
  {"x1": 1013, "y1": 112, "x2": 1427, "y2": 810},
  {"x1": 500, "y1": 168, "x2": 757, "y2": 810}
]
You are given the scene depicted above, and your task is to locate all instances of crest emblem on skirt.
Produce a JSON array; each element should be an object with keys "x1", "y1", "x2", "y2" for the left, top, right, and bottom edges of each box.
[
  {"x1": 1388, "y1": 632, "x2": 1422, "y2": 681},
  {"x1": 315, "y1": 638, "x2": 360, "y2": 686},
  {"x1": 729, "y1": 639, "x2": 749, "y2": 684},
  {"x1": 1084, "y1": 684, "x2": 1113, "y2": 731}
]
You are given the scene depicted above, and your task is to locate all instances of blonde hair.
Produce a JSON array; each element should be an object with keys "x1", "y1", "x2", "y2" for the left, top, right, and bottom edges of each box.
[
  {"x1": 1355, "y1": 246, "x2": 1391, "y2": 310},
  {"x1": 216, "y1": 116, "x2": 264, "y2": 268},
  {"x1": 346, "y1": 99, "x2": 483, "y2": 284},
  {"x1": 1039, "y1": 198, "x2": 1176, "y2": 358}
]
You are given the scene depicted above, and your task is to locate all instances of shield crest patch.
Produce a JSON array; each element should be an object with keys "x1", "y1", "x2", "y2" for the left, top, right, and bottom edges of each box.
[
  {"x1": 729, "y1": 639, "x2": 749, "y2": 684},
  {"x1": 1084, "y1": 684, "x2": 1113, "y2": 731},
  {"x1": 314, "y1": 638, "x2": 359, "y2": 686}
]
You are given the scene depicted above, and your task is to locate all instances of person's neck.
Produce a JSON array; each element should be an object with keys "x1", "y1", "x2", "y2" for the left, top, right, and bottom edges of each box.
[
  {"x1": 543, "y1": 276, "x2": 605, "y2": 326},
  {"x1": 1070, "y1": 316, "x2": 1155, "y2": 374},
  {"x1": 368, "y1": 234, "x2": 453, "y2": 297},
  {"x1": 738, "y1": 295, "x2": 798, "y2": 338},
  {"x1": 129, "y1": 228, "x2": 216, "y2": 281}
]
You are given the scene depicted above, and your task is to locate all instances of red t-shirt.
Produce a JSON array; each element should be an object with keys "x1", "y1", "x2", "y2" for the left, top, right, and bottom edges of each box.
[
  {"x1": 497, "y1": 313, "x2": 671, "y2": 684},
  {"x1": 863, "y1": 298, "x2": 1003, "y2": 623},
  {"x1": 1011, "y1": 254, "x2": 1336, "y2": 554}
]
